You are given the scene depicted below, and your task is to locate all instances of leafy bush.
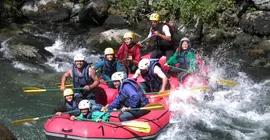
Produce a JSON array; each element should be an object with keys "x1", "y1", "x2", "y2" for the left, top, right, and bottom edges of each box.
[
  {"x1": 152, "y1": 0, "x2": 235, "y2": 25},
  {"x1": 108, "y1": 0, "x2": 148, "y2": 22},
  {"x1": 107, "y1": 0, "x2": 235, "y2": 25}
]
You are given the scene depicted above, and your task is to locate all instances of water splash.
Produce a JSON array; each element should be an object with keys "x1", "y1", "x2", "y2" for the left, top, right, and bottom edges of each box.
[
  {"x1": 21, "y1": 0, "x2": 56, "y2": 12},
  {"x1": 158, "y1": 44, "x2": 270, "y2": 140},
  {"x1": 44, "y1": 38, "x2": 101, "y2": 72},
  {"x1": 12, "y1": 61, "x2": 44, "y2": 73},
  {"x1": 0, "y1": 38, "x2": 15, "y2": 59}
]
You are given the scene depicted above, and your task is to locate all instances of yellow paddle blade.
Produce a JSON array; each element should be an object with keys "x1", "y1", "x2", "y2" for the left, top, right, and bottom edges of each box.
[
  {"x1": 11, "y1": 117, "x2": 39, "y2": 125},
  {"x1": 149, "y1": 93, "x2": 170, "y2": 98},
  {"x1": 140, "y1": 103, "x2": 165, "y2": 110},
  {"x1": 55, "y1": 83, "x2": 73, "y2": 88},
  {"x1": 22, "y1": 87, "x2": 46, "y2": 94},
  {"x1": 216, "y1": 79, "x2": 237, "y2": 86},
  {"x1": 149, "y1": 86, "x2": 209, "y2": 98},
  {"x1": 121, "y1": 121, "x2": 151, "y2": 133},
  {"x1": 158, "y1": 90, "x2": 171, "y2": 95},
  {"x1": 188, "y1": 86, "x2": 209, "y2": 91}
]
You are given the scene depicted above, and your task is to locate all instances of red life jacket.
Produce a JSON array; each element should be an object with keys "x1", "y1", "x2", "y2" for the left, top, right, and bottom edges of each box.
[{"x1": 117, "y1": 42, "x2": 140, "y2": 66}]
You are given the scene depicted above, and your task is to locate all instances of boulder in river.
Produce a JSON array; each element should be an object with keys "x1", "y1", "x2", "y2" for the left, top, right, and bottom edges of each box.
[
  {"x1": 0, "y1": 122, "x2": 16, "y2": 140},
  {"x1": 78, "y1": 0, "x2": 109, "y2": 25},
  {"x1": 240, "y1": 11, "x2": 270, "y2": 36}
]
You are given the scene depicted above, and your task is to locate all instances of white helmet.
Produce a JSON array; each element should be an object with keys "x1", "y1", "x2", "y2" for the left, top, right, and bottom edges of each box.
[
  {"x1": 138, "y1": 58, "x2": 150, "y2": 70},
  {"x1": 78, "y1": 100, "x2": 90, "y2": 109},
  {"x1": 74, "y1": 54, "x2": 85, "y2": 62},
  {"x1": 111, "y1": 72, "x2": 127, "y2": 82}
]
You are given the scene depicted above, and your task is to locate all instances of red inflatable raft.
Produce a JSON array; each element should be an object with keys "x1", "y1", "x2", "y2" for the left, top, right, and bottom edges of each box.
[
  {"x1": 44, "y1": 52, "x2": 208, "y2": 139},
  {"x1": 44, "y1": 82, "x2": 170, "y2": 140}
]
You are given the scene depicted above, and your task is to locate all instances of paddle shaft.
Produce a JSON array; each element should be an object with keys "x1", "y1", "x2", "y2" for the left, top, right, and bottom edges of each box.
[
  {"x1": 80, "y1": 118, "x2": 149, "y2": 128},
  {"x1": 140, "y1": 34, "x2": 156, "y2": 44},
  {"x1": 168, "y1": 65, "x2": 210, "y2": 79},
  {"x1": 24, "y1": 87, "x2": 84, "y2": 93},
  {"x1": 107, "y1": 103, "x2": 164, "y2": 112},
  {"x1": 39, "y1": 110, "x2": 77, "y2": 119}
]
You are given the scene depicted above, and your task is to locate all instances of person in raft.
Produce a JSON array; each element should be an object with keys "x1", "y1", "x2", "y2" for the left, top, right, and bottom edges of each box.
[
  {"x1": 164, "y1": 37, "x2": 198, "y2": 83},
  {"x1": 60, "y1": 54, "x2": 100, "y2": 105},
  {"x1": 132, "y1": 58, "x2": 170, "y2": 93},
  {"x1": 70, "y1": 100, "x2": 110, "y2": 122},
  {"x1": 55, "y1": 88, "x2": 80, "y2": 116},
  {"x1": 115, "y1": 32, "x2": 142, "y2": 75},
  {"x1": 147, "y1": 13, "x2": 175, "y2": 61},
  {"x1": 94, "y1": 48, "x2": 123, "y2": 88},
  {"x1": 101, "y1": 72, "x2": 150, "y2": 122}
]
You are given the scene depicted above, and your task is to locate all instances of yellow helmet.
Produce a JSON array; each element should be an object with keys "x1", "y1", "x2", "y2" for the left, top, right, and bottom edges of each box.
[
  {"x1": 104, "y1": 48, "x2": 115, "y2": 55},
  {"x1": 123, "y1": 32, "x2": 134, "y2": 39},
  {"x1": 149, "y1": 13, "x2": 160, "y2": 21},
  {"x1": 63, "y1": 88, "x2": 74, "y2": 97}
]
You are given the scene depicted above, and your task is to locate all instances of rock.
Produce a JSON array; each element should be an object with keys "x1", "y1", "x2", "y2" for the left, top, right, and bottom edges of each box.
[
  {"x1": 251, "y1": 58, "x2": 267, "y2": 67},
  {"x1": 217, "y1": 7, "x2": 239, "y2": 27},
  {"x1": 264, "y1": 61, "x2": 270, "y2": 69},
  {"x1": 252, "y1": 0, "x2": 270, "y2": 10},
  {"x1": 236, "y1": 0, "x2": 253, "y2": 16},
  {"x1": 240, "y1": 11, "x2": 270, "y2": 36},
  {"x1": 21, "y1": 1, "x2": 71, "y2": 23},
  {"x1": 258, "y1": 39, "x2": 270, "y2": 51},
  {"x1": 175, "y1": 18, "x2": 203, "y2": 42},
  {"x1": 233, "y1": 33, "x2": 260, "y2": 49},
  {"x1": 0, "y1": 122, "x2": 16, "y2": 140},
  {"x1": 103, "y1": 14, "x2": 130, "y2": 29},
  {"x1": 2, "y1": 33, "x2": 54, "y2": 64},
  {"x1": 87, "y1": 29, "x2": 141, "y2": 44},
  {"x1": 78, "y1": 0, "x2": 109, "y2": 25},
  {"x1": 203, "y1": 28, "x2": 226, "y2": 44},
  {"x1": 86, "y1": 29, "x2": 142, "y2": 52}
]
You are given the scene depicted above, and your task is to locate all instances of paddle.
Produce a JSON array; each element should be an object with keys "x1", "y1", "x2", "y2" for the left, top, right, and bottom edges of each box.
[
  {"x1": 168, "y1": 65, "x2": 237, "y2": 86},
  {"x1": 80, "y1": 118, "x2": 151, "y2": 133},
  {"x1": 56, "y1": 82, "x2": 73, "y2": 88},
  {"x1": 139, "y1": 34, "x2": 156, "y2": 44},
  {"x1": 11, "y1": 110, "x2": 77, "y2": 125},
  {"x1": 56, "y1": 79, "x2": 114, "y2": 88},
  {"x1": 22, "y1": 87, "x2": 84, "y2": 94},
  {"x1": 108, "y1": 103, "x2": 165, "y2": 112},
  {"x1": 148, "y1": 86, "x2": 209, "y2": 98},
  {"x1": 144, "y1": 89, "x2": 171, "y2": 95}
]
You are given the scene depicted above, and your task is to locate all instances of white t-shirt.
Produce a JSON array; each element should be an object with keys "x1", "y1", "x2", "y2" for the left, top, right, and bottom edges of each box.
[
  {"x1": 132, "y1": 66, "x2": 166, "y2": 79},
  {"x1": 147, "y1": 24, "x2": 171, "y2": 37}
]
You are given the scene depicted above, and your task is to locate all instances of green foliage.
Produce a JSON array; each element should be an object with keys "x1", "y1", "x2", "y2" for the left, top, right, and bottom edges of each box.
[
  {"x1": 152, "y1": 0, "x2": 235, "y2": 25},
  {"x1": 108, "y1": 0, "x2": 148, "y2": 21},
  {"x1": 108, "y1": 0, "x2": 235, "y2": 25},
  {"x1": 246, "y1": 7, "x2": 257, "y2": 13}
]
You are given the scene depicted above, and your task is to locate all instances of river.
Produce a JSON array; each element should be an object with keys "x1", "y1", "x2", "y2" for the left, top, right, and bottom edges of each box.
[{"x1": 0, "y1": 28, "x2": 270, "y2": 140}]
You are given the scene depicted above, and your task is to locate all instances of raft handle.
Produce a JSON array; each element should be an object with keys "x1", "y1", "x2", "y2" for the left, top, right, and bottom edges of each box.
[{"x1": 62, "y1": 128, "x2": 73, "y2": 133}]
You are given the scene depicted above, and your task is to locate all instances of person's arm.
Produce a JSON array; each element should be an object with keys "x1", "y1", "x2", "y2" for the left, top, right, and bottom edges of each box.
[
  {"x1": 154, "y1": 25, "x2": 171, "y2": 41},
  {"x1": 131, "y1": 69, "x2": 141, "y2": 79},
  {"x1": 85, "y1": 67, "x2": 100, "y2": 91},
  {"x1": 94, "y1": 61, "x2": 104, "y2": 71},
  {"x1": 154, "y1": 66, "x2": 168, "y2": 92},
  {"x1": 116, "y1": 61, "x2": 124, "y2": 71},
  {"x1": 60, "y1": 69, "x2": 72, "y2": 91},
  {"x1": 75, "y1": 113, "x2": 84, "y2": 120},
  {"x1": 165, "y1": 52, "x2": 178, "y2": 66},
  {"x1": 187, "y1": 52, "x2": 198, "y2": 73},
  {"x1": 107, "y1": 94, "x2": 121, "y2": 110}
]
